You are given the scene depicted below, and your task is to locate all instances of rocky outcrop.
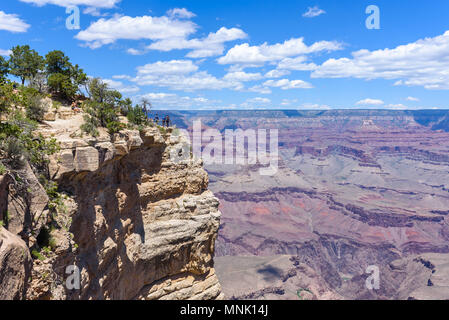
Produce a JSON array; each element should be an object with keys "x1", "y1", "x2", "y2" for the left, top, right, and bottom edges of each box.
[
  {"x1": 0, "y1": 113, "x2": 223, "y2": 300},
  {"x1": 0, "y1": 227, "x2": 32, "y2": 300}
]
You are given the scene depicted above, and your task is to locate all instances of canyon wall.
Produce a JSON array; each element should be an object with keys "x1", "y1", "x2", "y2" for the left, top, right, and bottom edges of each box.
[{"x1": 0, "y1": 110, "x2": 223, "y2": 300}]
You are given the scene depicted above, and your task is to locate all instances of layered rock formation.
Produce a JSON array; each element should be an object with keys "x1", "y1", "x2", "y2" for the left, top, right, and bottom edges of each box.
[
  {"x1": 0, "y1": 107, "x2": 223, "y2": 300},
  {"x1": 165, "y1": 109, "x2": 449, "y2": 300}
]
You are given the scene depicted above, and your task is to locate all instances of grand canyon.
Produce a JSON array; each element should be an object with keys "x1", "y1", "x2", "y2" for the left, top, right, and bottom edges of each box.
[{"x1": 166, "y1": 109, "x2": 449, "y2": 300}]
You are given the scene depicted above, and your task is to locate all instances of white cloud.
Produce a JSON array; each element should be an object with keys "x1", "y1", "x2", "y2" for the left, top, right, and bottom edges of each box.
[
  {"x1": 385, "y1": 103, "x2": 408, "y2": 110},
  {"x1": 148, "y1": 27, "x2": 247, "y2": 58},
  {"x1": 241, "y1": 97, "x2": 272, "y2": 109},
  {"x1": 133, "y1": 71, "x2": 243, "y2": 92},
  {"x1": 406, "y1": 96, "x2": 420, "y2": 102},
  {"x1": 356, "y1": 98, "x2": 384, "y2": 106},
  {"x1": 218, "y1": 37, "x2": 342, "y2": 65},
  {"x1": 136, "y1": 60, "x2": 199, "y2": 75},
  {"x1": 265, "y1": 69, "x2": 291, "y2": 78},
  {"x1": 83, "y1": 7, "x2": 107, "y2": 17},
  {"x1": 248, "y1": 85, "x2": 272, "y2": 94},
  {"x1": 247, "y1": 97, "x2": 271, "y2": 104},
  {"x1": 0, "y1": 49, "x2": 12, "y2": 56},
  {"x1": 103, "y1": 79, "x2": 140, "y2": 94},
  {"x1": 75, "y1": 14, "x2": 197, "y2": 49},
  {"x1": 0, "y1": 11, "x2": 30, "y2": 33},
  {"x1": 263, "y1": 79, "x2": 313, "y2": 89},
  {"x1": 127, "y1": 48, "x2": 145, "y2": 55},
  {"x1": 19, "y1": 0, "x2": 120, "y2": 8},
  {"x1": 280, "y1": 99, "x2": 298, "y2": 106},
  {"x1": 166, "y1": 8, "x2": 196, "y2": 19},
  {"x1": 276, "y1": 56, "x2": 318, "y2": 71},
  {"x1": 312, "y1": 30, "x2": 449, "y2": 90},
  {"x1": 303, "y1": 6, "x2": 326, "y2": 18},
  {"x1": 223, "y1": 71, "x2": 263, "y2": 82},
  {"x1": 300, "y1": 103, "x2": 331, "y2": 110},
  {"x1": 136, "y1": 92, "x2": 218, "y2": 109}
]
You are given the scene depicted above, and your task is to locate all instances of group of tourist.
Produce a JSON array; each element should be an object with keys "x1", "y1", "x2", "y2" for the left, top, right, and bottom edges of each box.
[{"x1": 154, "y1": 114, "x2": 171, "y2": 127}]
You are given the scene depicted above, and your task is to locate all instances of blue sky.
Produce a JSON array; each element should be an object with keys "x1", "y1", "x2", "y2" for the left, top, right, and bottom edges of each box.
[{"x1": 1, "y1": 0, "x2": 449, "y2": 110}]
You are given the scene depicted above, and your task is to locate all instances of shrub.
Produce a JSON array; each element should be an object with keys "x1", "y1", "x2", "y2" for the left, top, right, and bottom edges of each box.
[
  {"x1": 127, "y1": 105, "x2": 148, "y2": 127},
  {"x1": 18, "y1": 86, "x2": 46, "y2": 122},
  {"x1": 2, "y1": 136, "x2": 26, "y2": 168},
  {"x1": 31, "y1": 249, "x2": 45, "y2": 261},
  {"x1": 0, "y1": 81, "x2": 20, "y2": 115},
  {"x1": 0, "y1": 162, "x2": 6, "y2": 175},
  {"x1": 25, "y1": 94, "x2": 45, "y2": 122},
  {"x1": 80, "y1": 114, "x2": 99, "y2": 137},
  {"x1": 106, "y1": 120, "x2": 126, "y2": 135}
]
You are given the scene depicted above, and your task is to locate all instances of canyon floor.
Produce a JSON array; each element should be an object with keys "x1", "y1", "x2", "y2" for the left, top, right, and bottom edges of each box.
[{"x1": 167, "y1": 109, "x2": 449, "y2": 300}]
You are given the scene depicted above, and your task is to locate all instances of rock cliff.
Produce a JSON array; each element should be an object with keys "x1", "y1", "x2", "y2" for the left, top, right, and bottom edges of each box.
[{"x1": 0, "y1": 107, "x2": 223, "y2": 300}]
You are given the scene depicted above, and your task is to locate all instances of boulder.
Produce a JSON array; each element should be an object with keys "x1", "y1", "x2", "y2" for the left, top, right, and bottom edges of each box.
[{"x1": 0, "y1": 227, "x2": 32, "y2": 300}]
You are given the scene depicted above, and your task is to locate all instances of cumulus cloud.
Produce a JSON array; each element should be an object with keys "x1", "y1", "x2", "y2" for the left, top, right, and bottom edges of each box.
[
  {"x1": 19, "y1": 0, "x2": 120, "y2": 8},
  {"x1": 218, "y1": 37, "x2": 342, "y2": 65},
  {"x1": 248, "y1": 85, "x2": 272, "y2": 94},
  {"x1": 264, "y1": 69, "x2": 291, "y2": 78},
  {"x1": 103, "y1": 79, "x2": 140, "y2": 94},
  {"x1": 133, "y1": 71, "x2": 242, "y2": 92},
  {"x1": 166, "y1": 8, "x2": 196, "y2": 19},
  {"x1": 356, "y1": 98, "x2": 384, "y2": 106},
  {"x1": 0, "y1": 11, "x2": 30, "y2": 33},
  {"x1": 312, "y1": 30, "x2": 449, "y2": 90},
  {"x1": 240, "y1": 97, "x2": 272, "y2": 109},
  {"x1": 276, "y1": 56, "x2": 318, "y2": 71},
  {"x1": 0, "y1": 49, "x2": 12, "y2": 56},
  {"x1": 148, "y1": 27, "x2": 247, "y2": 58},
  {"x1": 127, "y1": 48, "x2": 145, "y2": 55},
  {"x1": 83, "y1": 7, "x2": 108, "y2": 17},
  {"x1": 303, "y1": 6, "x2": 326, "y2": 18},
  {"x1": 136, "y1": 60, "x2": 199, "y2": 75},
  {"x1": 406, "y1": 96, "x2": 420, "y2": 102},
  {"x1": 280, "y1": 99, "x2": 298, "y2": 106},
  {"x1": 223, "y1": 71, "x2": 263, "y2": 82},
  {"x1": 136, "y1": 92, "x2": 219, "y2": 109},
  {"x1": 75, "y1": 14, "x2": 197, "y2": 49},
  {"x1": 263, "y1": 78, "x2": 313, "y2": 90}
]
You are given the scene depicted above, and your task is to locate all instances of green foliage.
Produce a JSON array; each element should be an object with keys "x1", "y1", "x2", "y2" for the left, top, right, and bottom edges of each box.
[
  {"x1": 52, "y1": 100, "x2": 61, "y2": 111},
  {"x1": 24, "y1": 134, "x2": 60, "y2": 171},
  {"x1": 0, "y1": 162, "x2": 6, "y2": 175},
  {"x1": 47, "y1": 73, "x2": 76, "y2": 100},
  {"x1": 45, "y1": 50, "x2": 87, "y2": 101},
  {"x1": 127, "y1": 105, "x2": 148, "y2": 127},
  {"x1": 0, "y1": 81, "x2": 20, "y2": 115},
  {"x1": 41, "y1": 177, "x2": 66, "y2": 214},
  {"x1": 106, "y1": 120, "x2": 126, "y2": 135},
  {"x1": 19, "y1": 86, "x2": 46, "y2": 122},
  {"x1": 0, "y1": 56, "x2": 9, "y2": 81},
  {"x1": 81, "y1": 78, "x2": 132, "y2": 136},
  {"x1": 1, "y1": 112, "x2": 59, "y2": 171},
  {"x1": 8, "y1": 45, "x2": 44, "y2": 85},
  {"x1": 31, "y1": 249, "x2": 45, "y2": 261},
  {"x1": 80, "y1": 114, "x2": 99, "y2": 137},
  {"x1": 1, "y1": 136, "x2": 26, "y2": 168}
]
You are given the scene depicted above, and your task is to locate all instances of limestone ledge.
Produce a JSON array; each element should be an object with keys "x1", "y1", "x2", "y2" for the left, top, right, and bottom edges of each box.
[{"x1": 48, "y1": 127, "x2": 192, "y2": 180}]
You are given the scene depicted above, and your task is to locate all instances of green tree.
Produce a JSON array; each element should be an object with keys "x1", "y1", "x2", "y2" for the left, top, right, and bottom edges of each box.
[
  {"x1": 8, "y1": 45, "x2": 44, "y2": 85},
  {"x1": 81, "y1": 78, "x2": 126, "y2": 135},
  {"x1": 0, "y1": 56, "x2": 9, "y2": 81},
  {"x1": 45, "y1": 50, "x2": 87, "y2": 100}
]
